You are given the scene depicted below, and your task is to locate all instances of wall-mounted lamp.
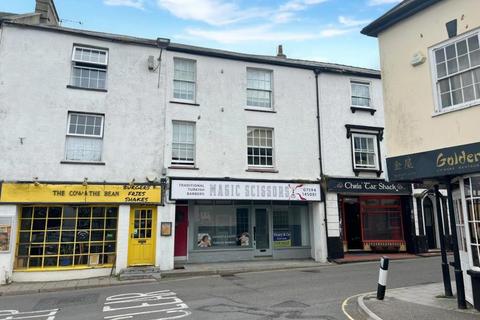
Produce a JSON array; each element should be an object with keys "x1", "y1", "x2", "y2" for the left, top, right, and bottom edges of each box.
[{"x1": 82, "y1": 177, "x2": 88, "y2": 186}]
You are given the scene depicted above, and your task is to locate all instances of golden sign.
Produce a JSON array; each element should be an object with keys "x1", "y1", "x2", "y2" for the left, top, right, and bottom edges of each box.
[{"x1": 0, "y1": 183, "x2": 162, "y2": 204}]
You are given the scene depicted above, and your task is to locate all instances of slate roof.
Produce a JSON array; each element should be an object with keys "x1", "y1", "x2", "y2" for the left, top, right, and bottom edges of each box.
[
  {"x1": 2, "y1": 21, "x2": 381, "y2": 79},
  {"x1": 361, "y1": 0, "x2": 443, "y2": 37}
]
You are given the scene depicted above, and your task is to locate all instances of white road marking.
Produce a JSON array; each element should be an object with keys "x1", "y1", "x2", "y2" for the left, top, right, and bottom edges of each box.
[
  {"x1": 0, "y1": 309, "x2": 58, "y2": 320},
  {"x1": 103, "y1": 290, "x2": 191, "y2": 320}
]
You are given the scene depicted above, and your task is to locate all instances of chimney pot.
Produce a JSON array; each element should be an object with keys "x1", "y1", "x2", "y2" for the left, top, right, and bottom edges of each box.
[{"x1": 277, "y1": 45, "x2": 286, "y2": 58}]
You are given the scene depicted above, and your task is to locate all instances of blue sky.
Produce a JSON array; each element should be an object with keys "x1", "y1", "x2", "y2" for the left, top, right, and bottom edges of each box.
[{"x1": 0, "y1": 0, "x2": 401, "y2": 69}]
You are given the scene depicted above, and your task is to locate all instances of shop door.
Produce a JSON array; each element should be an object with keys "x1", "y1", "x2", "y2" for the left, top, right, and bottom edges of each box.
[
  {"x1": 423, "y1": 198, "x2": 437, "y2": 249},
  {"x1": 254, "y1": 208, "x2": 272, "y2": 256},
  {"x1": 344, "y1": 200, "x2": 362, "y2": 250},
  {"x1": 174, "y1": 206, "x2": 188, "y2": 258},
  {"x1": 128, "y1": 208, "x2": 156, "y2": 266}
]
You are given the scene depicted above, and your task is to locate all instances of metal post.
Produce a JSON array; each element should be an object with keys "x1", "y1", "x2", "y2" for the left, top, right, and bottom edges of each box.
[
  {"x1": 377, "y1": 256, "x2": 389, "y2": 300},
  {"x1": 435, "y1": 185, "x2": 453, "y2": 297},
  {"x1": 446, "y1": 180, "x2": 467, "y2": 309}
]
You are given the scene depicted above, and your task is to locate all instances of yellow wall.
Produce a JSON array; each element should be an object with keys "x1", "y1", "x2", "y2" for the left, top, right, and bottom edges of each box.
[{"x1": 378, "y1": 0, "x2": 480, "y2": 157}]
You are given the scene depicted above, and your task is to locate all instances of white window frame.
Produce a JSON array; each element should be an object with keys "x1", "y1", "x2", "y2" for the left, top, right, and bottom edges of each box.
[
  {"x1": 246, "y1": 68, "x2": 274, "y2": 110},
  {"x1": 247, "y1": 127, "x2": 275, "y2": 168},
  {"x1": 430, "y1": 28, "x2": 480, "y2": 114},
  {"x1": 171, "y1": 121, "x2": 196, "y2": 166},
  {"x1": 351, "y1": 133, "x2": 379, "y2": 171},
  {"x1": 173, "y1": 58, "x2": 197, "y2": 103},
  {"x1": 350, "y1": 80, "x2": 372, "y2": 109},
  {"x1": 65, "y1": 112, "x2": 104, "y2": 162},
  {"x1": 70, "y1": 45, "x2": 109, "y2": 90}
]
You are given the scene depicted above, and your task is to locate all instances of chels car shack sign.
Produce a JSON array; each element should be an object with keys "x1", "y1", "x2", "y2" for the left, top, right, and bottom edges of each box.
[
  {"x1": 326, "y1": 178, "x2": 411, "y2": 194},
  {"x1": 170, "y1": 179, "x2": 321, "y2": 201}
]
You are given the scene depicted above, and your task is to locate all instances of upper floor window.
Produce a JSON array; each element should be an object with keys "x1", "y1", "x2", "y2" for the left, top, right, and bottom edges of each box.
[
  {"x1": 247, "y1": 127, "x2": 274, "y2": 167},
  {"x1": 352, "y1": 133, "x2": 378, "y2": 170},
  {"x1": 70, "y1": 46, "x2": 108, "y2": 90},
  {"x1": 351, "y1": 81, "x2": 371, "y2": 108},
  {"x1": 432, "y1": 31, "x2": 480, "y2": 112},
  {"x1": 172, "y1": 121, "x2": 195, "y2": 166},
  {"x1": 247, "y1": 68, "x2": 272, "y2": 109},
  {"x1": 65, "y1": 112, "x2": 104, "y2": 162},
  {"x1": 173, "y1": 58, "x2": 196, "y2": 102}
]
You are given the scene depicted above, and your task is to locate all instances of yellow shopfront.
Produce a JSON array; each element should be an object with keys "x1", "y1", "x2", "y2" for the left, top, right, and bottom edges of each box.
[{"x1": 0, "y1": 182, "x2": 162, "y2": 282}]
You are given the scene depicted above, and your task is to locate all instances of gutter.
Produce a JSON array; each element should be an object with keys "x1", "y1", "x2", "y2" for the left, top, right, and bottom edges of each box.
[{"x1": 314, "y1": 69, "x2": 330, "y2": 260}]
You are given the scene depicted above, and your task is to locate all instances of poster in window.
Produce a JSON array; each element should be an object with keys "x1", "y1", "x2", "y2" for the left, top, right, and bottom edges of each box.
[
  {"x1": 273, "y1": 231, "x2": 291, "y2": 248},
  {"x1": 161, "y1": 222, "x2": 172, "y2": 236},
  {"x1": 0, "y1": 218, "x2": 12, "y2": 253},
  {"x1": 197, "y1": 234, "x2": 212, "y2": 248}
]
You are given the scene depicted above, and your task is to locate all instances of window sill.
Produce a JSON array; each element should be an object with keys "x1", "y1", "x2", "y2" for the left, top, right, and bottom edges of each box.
[
  {"x1": 351, "y1": 106, "x2": 376, "y2": 115},
  {"x1": 353, "y1": 168, "x2": 382, "y2": 177},
  {"x1": 60, "y1": 160, "x2": 106, "y2": 165},
  {"x1": 169, "y1": 100, "x2": 200, "y2": 106},
  {"x1": 168, "y1": 165, "x2": 199, "y2": 170},
  {"x1": 273, "y1": 246, "x2": 311, "y2": 250},
  {"x1": 432, "y1": 101, "x2": 480, "y2": 117},
  {"x1": 246, "y1": 167, "x2": 279, "y2": 173},
  {"x1": 244, "y1": 107, "x2": 276, "y2": 113},
  {"x1": 66, "y1": 85, "x2": 108, "y2": 92}
]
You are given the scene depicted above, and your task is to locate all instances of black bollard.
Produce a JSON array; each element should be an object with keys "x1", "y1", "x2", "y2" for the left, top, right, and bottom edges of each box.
[{"x1": 377, "y1": 256, "x2": 389, "y2": 300}]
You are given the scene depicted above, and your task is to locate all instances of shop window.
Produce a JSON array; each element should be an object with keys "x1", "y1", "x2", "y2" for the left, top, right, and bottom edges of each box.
[
  {"x1": 173, "y1": 58, "x2": 196, "y2": 102},
  {"x1": 172, "y1": 121, "x2": 195, "y2": 166},
  {"x1": 272, "y1": 206, "x2": 310, "y2": 248},
  {"x1": 70, "y1": 46, "x2": 108, "y2": 90},
  {"x1": 431, "y1": 30, "x2": 480, "y2": 112},
  {"x1": 247, "y1": 68, "x2": 273, "y2": 109},
  {"x1": 16, "y1": 206, "x2": 117, "y2": 270},
  {"x1": 65, "y1": 112, "x2": 104, "y2": 162},
  {"x1": 465, "y1": 177, "x2": 480, "y2": 267},
  {"x1": 352, "y1": 133, "x2": 379, "y2": 170},
  {"x1": 351, "y1": 81, "x2": 371, "y2": 107},
  {"x1": 247, "y1": 127, "x2": 274, "y2": 167},
  {"x1": 361, "y1": 198, "x2": 403, "y2": 241},
  {"x1": 194, "y1": 206, "x2": 251, "y2": 249}
]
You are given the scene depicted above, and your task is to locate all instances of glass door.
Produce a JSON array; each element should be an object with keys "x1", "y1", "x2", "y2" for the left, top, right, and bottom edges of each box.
[{"x1": 254, "y1": 208, "x2": 272, "y2": 256}]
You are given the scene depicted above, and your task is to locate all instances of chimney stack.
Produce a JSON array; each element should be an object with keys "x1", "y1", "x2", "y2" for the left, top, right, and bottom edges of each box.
[
  {"x1": 277, "y1": 45, "x2": 287, "y2": 59},
  {"x1": 35, "y1": 0, "x2": 60, "y2": 26}
]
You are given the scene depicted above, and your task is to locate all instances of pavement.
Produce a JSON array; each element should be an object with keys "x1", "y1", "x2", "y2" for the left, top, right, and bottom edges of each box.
[{"x1": 352, "y1": 282, "x2": 480, "y2": 320}]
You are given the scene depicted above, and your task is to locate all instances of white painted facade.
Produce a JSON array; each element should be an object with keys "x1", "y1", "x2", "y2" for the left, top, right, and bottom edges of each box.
[{"x1": 0, "y1": 21, "x2": 379, "y2": 282}]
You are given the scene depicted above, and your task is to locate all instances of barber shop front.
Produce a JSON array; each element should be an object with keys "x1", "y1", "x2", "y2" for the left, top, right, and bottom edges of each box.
[
  {"x1": 326, "y1": 177, "x2": 412, "y2": 255},
  {"x1": 169, "y1": 178, "x2": 324, "y2": 263},
  {"x1": 0, "y1": 181, "x2": 163, "y2": 283}
]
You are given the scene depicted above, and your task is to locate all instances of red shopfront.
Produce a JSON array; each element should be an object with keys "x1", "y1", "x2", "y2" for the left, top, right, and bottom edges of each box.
[
  {"x1": 340, "y1": 195, "x2": 405, "y2": 252},
  {"x1": 326, "y1": 178, "x2": 412, "y2": 253}
]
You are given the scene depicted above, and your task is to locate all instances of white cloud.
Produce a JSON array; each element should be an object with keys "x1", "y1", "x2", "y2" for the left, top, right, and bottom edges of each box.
[
  {"x1": 338, "y1": 16, "x2": 371, "y2": 27},
  {"x1": 156, "y1": 0, "x2": 265, "y2": 26},
  {"x1": 184, "y1": 23, "x2": 355, "y2": 44},
  {"x1": 274, "y1": 0, "x2": 328, "y2": 23},
  {"x1": 368, "y1": 0, "x2": 401, "y2": 6},
  {"x1": 104, "y1": 0, "x2": 145, "y2": 9}
]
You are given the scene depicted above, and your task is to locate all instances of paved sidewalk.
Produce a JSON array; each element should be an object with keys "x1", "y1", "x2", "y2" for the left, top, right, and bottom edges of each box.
[
  {"x1": 164, "y1": 259, "x2": 329, "y2": 278},
  {"x1": 361, "y1": 282, "x2": 480, "y2": 320},
  {"x1": 0, "y1": 277, "x2": 156, "y2": 296},
  {"x1": 0, "y1": 259, "x2": 328, "y2": 296}
]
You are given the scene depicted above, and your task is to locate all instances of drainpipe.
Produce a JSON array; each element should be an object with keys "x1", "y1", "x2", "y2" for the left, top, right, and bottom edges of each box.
[{"x1": 314, "y1": 69, "x2": 329, "y2": 260}]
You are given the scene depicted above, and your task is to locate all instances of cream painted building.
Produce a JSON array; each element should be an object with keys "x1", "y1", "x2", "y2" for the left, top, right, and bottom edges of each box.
[{"x1": 362, "y1": 0, "x2": 480, "y2": 311}]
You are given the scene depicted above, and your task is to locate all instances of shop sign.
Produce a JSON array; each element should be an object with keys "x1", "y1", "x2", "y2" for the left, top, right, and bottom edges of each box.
[
  {"x1": 327, "y1": 178, "x2": 411, "y2": 194},
  {"x1": 387, "y1": 142, "x2": 480, "y2": 181},
  {"x1": 170, "y1": 180, "x2": 321, "y2": 201},
  {"x1": 273, "y1": 231, "x2": 291, "y2": 248},
  {"x1": 0, "y1": 183, "x2": 162, "y2": 204}
]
